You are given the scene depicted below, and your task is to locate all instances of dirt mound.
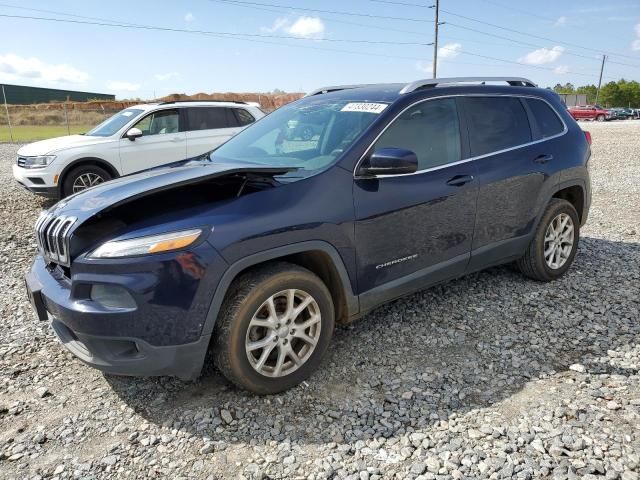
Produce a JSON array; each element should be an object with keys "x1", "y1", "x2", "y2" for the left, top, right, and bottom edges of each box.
[
  {"x1": 157, "y1": 92, "x2": 304, "y2": 110},
  {"x1": 5, "y1": 92, "x2": 305, "y2": 114}
]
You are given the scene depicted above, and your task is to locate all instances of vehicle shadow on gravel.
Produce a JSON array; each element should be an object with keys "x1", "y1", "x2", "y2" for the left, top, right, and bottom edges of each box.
[{"x1": 105, "y1": 236, "x2": 639, "y2": 444}]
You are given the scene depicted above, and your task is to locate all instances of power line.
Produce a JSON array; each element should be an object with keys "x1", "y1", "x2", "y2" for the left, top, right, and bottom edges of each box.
[
  {"x1": 0, "y1": 12, "x2": 433, "y2": 46},
  {"x1": 211, "y1": 0, "x2": 432, "y2": 37},
  {"x1": 439, "y1": 8, "x2": 640, "y2": 62},
  {"x1": 443, "y1": 23, "x2": 600, "y2": 62},
  {"x1": 474, "y1": 0, "x2": 634, "y2": 45},
  {"x1": 0, "y1": 8, "x2": 623, "y2": 82},
  {"x1": 365, "y1": 0, "x2": 640, "y2": 62},
  {"x1": 213, "y1": 0, "x2": 434, "y2": 23},
  {"x1": 215, "y1": 0, "x2": 640, "y2": 70}
]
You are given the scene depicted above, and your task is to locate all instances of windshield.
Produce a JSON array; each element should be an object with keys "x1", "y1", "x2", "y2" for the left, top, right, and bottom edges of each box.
[
  {"x1": 209, "y1": 98, "x2": 387, "y2": 179},
  {"x1": 85, "y1": 108, "x2": 144, "y2": 137}
]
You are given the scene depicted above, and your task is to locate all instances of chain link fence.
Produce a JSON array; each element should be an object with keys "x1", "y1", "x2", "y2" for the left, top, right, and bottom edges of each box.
[{"x1": 0, "y1": 104, "x2": 124, "y2": 143}]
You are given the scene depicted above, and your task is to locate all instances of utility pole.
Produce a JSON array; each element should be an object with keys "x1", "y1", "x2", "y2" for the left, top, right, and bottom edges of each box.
[
  {"x1": 595, "y1": 54, "x2": 607, "y2": 105},
  {"x1": 432, "y1": 0, "x2": 440, "y2": 79}
]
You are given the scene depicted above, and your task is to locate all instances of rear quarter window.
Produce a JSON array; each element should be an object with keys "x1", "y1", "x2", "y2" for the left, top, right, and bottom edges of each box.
[
  {"x1": 462, "y1": 97, "x2": 532, "y2": 157},
  {"x1": 525, "y1": 98, "x2": 565, "y2": 139},
  {"x1": 234, "y1": 108, "x2": 255, "y2": 126}
]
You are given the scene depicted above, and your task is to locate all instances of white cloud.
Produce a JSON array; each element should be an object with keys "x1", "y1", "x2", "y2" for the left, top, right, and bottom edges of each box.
[
  {"x1": 518, "y1": 46, "x2": 565, "y2": 65},
  {"x1": 184, "y1": 12, "x2": 194, "y2": 22},
  {"x1": 260, "y1": 16, "x2": 325, "y2": 39},
  {"x1": 415, "y1": 43, "x2": 462, "y2": 73},
  {"x1": 632, "y1": 23, "x2": 640, "y2": 51},
  {"x1": 0, "y1": 53, "x2": 88, "y2": 84},
  {"x1": 287, "y1": 16, "x2": 325, "y2": 38},
  {"x1": 439, "y1": 42, "x2": 462, "y2": 59},
  {"x1": 554, "y1": 65, "x2": 569, "y2": 74},
  {"x1": 554, "y1": 16, "x2": 567, "y2": 26},
  {"x1": 155, "y1": 72, "x2": 179, "y2": 81},
  {"x1": 107, "y1": 81, "x2": 140, "y2": 92}
]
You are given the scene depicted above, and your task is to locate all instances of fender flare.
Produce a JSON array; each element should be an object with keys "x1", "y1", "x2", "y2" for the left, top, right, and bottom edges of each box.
[
  {"x1": 201, "y1": 240, "x2": 359, "y2": 336},
  {"x1": 58, "y1": 157, "x2": 120, "y2": 195},
  {"x1": 532, "y1": 178, "x2": 588, "y2": 233}
]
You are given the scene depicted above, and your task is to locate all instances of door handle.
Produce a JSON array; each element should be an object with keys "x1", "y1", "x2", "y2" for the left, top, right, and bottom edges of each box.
[
  {"x1": 446, "y1": 174, "x2": 474, "y2": 187},
  {"x1": 170, "y1": 137, "x2": 184, "y2": 142},
  {"x1": 534, "y1": 154, "x2": 553, "y2": 164}
]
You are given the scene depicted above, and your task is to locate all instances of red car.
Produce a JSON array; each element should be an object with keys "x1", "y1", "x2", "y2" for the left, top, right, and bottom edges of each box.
[{"x1": 568, "y1": 105, "x2": 609, "y2": 122}]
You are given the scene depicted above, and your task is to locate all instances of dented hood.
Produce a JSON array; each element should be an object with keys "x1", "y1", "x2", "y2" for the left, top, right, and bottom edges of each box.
[{"x1": 48, "y1": 162, "x2": 294, "y2": 223}]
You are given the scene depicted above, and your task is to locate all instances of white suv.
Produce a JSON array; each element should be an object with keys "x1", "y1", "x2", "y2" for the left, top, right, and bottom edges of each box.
[{"x1": 13, "y1": 101, "x2": 265, "y2": 198}]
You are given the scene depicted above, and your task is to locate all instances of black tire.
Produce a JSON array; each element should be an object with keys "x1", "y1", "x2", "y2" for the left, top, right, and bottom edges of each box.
[
  {"x1": 517, "y1": 198, "x2": 580, "y2": 282},
  {"x1": 62, "y1": 164, "x2": 111, "y2": 197},
  {"x1": 596, "y1": 114, "x2": 605, "y2": 122},
  {"x1": 213, "y1": 262, "x2": 335, "y2": 394}
]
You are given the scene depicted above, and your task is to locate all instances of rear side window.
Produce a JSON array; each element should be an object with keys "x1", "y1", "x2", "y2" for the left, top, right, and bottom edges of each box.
[
  {"x1": 373, "y1": 98, "x2": 461, "y2": 170},
  {"x1": 462, "y1": 97, "x2": 532, "y2": 157},
  {"x1": 526, "y1": 98, "x2": 564, "y2": 139},
  {"x1": 234, "y1": 108, "x2": 255, "y2": 126},
  {"x1": 186, "y1": 107, "x2": 237, "y2": 131}
]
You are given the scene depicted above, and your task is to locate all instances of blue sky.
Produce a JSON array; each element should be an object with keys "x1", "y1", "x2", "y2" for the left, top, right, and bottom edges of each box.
[{"x1": 0, "y1": 0, "x2": 639, "y2": 99}]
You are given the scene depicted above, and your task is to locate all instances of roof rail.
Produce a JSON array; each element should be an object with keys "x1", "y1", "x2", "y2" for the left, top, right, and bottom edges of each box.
[
  {"x1": 400, "y1": 77, "x2": 537, "y2": 94},
  {"x1": 158, "y1": 99, "x2": 248, "y2": 105},
  {"x1": 305, "y1": 84, "x2": 383, "y2": 97}
]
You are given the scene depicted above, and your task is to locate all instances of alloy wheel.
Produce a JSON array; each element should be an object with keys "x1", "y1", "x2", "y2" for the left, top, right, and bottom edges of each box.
[
  {"x1": 245, "y1": 289, "x2": 321, "y2": 378},
  {"x1": 72, "y1": 173, "x2": 104, "y2": 193},
  {"x1": 544, "y1": 213, "x2": 575, "y2": 269}
]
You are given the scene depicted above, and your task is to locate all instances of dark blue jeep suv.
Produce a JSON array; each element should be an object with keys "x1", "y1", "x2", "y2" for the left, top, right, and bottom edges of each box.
[{"x1": 25, "y1": 77, "x2": 591, "y2": 394}]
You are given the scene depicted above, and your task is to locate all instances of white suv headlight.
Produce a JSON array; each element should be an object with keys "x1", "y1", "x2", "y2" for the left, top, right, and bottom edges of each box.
[
  {"x1": 89, "y1": 229, "x2": 203, "y2": 259},
  {"x1": 21, "y1": 155, "x2": 56, "y2": 169}
]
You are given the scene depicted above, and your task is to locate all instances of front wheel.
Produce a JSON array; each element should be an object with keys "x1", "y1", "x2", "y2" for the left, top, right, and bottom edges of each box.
[
  {"x1": 596, "y1": 114, "x2": 605, "y2": 122},
  {"x1": 517, "y1": 199, "x2": 580, "y2": 282},
  {"x1": 62, "y1": 164, "x2": 111, "y2": 197},
  {"x1": 213, "y1": 263, "x2": 335, "y2": 394}
]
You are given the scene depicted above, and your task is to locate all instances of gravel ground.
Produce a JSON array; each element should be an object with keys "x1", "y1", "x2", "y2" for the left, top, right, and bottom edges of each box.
[{"x1": 0, "y1": 120, "x2": 639, "y2": 480}]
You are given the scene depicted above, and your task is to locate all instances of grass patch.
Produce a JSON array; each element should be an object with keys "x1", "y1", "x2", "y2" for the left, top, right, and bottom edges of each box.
[{"x1": 0, "y1": 125, "x2": 93, "y2": 142}]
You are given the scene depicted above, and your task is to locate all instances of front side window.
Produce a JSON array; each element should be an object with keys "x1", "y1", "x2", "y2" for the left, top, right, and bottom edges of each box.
[
  {"x1": 133, "y1": 109, "x2": 180, "y2": 136},
  {"x1": 210, "y1": 99, "x2": 384, "y2": 180},
  {"x1": 85, "y1": 108, "x2": 144, "y2": 137},
  {"x1": 463, "y1": 97, "x2": 532, "y2": 157},
  {"x1": 187, "y1": 107, "x2": 236, "y2": 131},
  {"x1": 526, "y1": 98, "x2": 564, "y2": 139},
  {"x1": 373, "y1": 98, "x2": 461, "y2": 170}
]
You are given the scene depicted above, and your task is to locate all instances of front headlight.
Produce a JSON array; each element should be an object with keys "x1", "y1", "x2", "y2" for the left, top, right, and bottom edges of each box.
[
  {"x1": 21, "y1": 155, "x2": 56, "y2": 169},
  {"x1": 89, "y1": 229, "x2": 203, "y2": 259}
]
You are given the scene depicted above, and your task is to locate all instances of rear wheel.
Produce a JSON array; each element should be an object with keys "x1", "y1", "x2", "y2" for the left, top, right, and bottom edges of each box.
[
  {"x1": 517, "y1": 199, "x2": 580, "y2": 282},
  {"x1": 62, "y1": 164, "x2": 111, "y2": 197},
  {"x1": 214, "y1": 263, "x2": 335, "y2": 394}
]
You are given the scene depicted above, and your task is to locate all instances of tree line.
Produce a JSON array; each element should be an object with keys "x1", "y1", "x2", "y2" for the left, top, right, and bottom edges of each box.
[{"x1": 552, "y1": 79, "x2": 640, "y2": 108}]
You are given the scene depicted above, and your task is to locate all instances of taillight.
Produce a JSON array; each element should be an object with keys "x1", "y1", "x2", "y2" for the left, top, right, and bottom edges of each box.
[{"x1": 584, "y1": 131, "x2": 592, "y2": 145}]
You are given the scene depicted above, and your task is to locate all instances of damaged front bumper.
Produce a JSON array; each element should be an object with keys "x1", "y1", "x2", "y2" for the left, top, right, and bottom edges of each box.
[{"x1": 25, "y1": 245, "x2": 226, "y2": 380}]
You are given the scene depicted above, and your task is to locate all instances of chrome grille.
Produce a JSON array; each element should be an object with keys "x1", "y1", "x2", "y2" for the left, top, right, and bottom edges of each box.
[
  {"x1": 35, "y1": 213, "x2": 77, "y2": 266},
  {"x1": 17, "y1": 156, "x2": 27, "y2": 167}
]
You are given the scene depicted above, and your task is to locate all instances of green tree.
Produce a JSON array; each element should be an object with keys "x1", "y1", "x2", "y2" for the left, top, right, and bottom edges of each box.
[
  {"x1": 576, "y1": 84, "x2": 597, "y2": 104},
  {"x1": 553, "y1": 82, "x2": 575, "y2": 94},
  {"x1": 599, "y1": 81, "x2": 621, "y2": 107}
]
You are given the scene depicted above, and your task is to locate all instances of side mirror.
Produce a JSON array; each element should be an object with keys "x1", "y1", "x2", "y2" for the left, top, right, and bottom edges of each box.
[
  {"x1": 125, "y1": 127, "x2": 143, "y2": 141},
  {"x1": 359, "y1": 147, "x2": 418, "y2": 176}
]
